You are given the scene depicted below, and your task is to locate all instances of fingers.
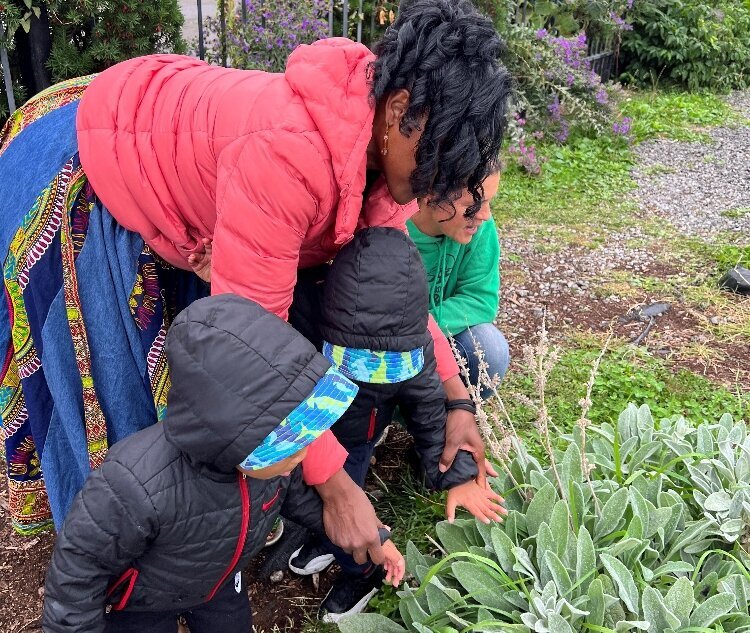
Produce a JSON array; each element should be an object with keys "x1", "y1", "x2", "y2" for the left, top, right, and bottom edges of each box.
[
  {"x1": 352, "y1": 545, "x2": 369, "y2": 565},
  {"x1": 486, "y1": 488, "x2": 504, "y2": 504},
  {"x1": 392, "y1": 555, "x2": 405, "y2": 586},
  {"x1": 439, "y1": 441, "x2": 460, "y2": 474},
  {"x1": 475, "y1": 456, "x2": 488, "y2": 490},
  {"x1": 383, "y1": 556, "x2": 405, "y2": 586},
  {"x1": 485, "y1": 459, "x2": 499, "y2": 478},
  {"x1": 367, "y1": 539, "x2": 386, "y2": 566},
  {"x1": 446, "y1": 494, "x2": 457, "y2": 524}
]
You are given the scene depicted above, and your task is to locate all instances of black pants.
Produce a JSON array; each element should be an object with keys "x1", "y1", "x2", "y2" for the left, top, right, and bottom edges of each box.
[{"x1": 105, "y1": 579, "x2": 252, "y2": 633}]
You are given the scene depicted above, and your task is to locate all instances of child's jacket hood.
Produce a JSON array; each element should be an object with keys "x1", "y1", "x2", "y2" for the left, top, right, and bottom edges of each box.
[
  {"x1": 320, "y1": 227, "x2": 430, "y2": 352},
  {"x1": 162, "y1": 294, "x2": 332, "y2": 473}
]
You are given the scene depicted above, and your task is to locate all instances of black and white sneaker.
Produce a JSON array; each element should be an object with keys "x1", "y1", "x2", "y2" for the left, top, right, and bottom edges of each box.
[
  {"x1": 318, "y1": 568, "x2": 384, "y2": 623},
  {"x1": 288, "y1": 541, "x2": 335, "y2": 575}
]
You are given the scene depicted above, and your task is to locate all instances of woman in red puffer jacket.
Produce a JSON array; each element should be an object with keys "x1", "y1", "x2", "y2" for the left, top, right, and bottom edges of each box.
[{"x1": 0, "y1": 0, "x2": 510, "y2": 560}]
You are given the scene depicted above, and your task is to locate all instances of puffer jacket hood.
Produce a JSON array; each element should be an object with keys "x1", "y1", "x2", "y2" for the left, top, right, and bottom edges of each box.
[
  {"x1": 75, "y1": 41, "x2": 415, "y2": 323},
  {"x1": 319, "y1": 227, "x2": 430, "y2": 352},
  {"x1": 162, "y1": 294, "x2": 331, "y2": 473}
]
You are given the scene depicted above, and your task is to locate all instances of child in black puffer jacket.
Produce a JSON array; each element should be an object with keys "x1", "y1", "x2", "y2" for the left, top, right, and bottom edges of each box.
[
  {"x1": 288, "y1": 227, "x2": 506, "y2": 623},
  {"x1": 42, "y1": 295, "x2": 403, "y2": 633}
]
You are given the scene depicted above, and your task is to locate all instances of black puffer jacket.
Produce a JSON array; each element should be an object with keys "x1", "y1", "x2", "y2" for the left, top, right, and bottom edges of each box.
[
  {"x1": 320, "y1": 228, "x2": 478, "y2": 489},
  {"x1": 43, "y1": 296, "x2": 336, "y2": 633}
]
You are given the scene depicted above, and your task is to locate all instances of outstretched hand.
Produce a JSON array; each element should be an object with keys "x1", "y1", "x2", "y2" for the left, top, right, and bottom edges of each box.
[
  {"x1": 382, "y1": 538, "x2": 405, "y2": 586},
  {"x1": 446, "y1": 479, "x2": 507, "y2": 525}
]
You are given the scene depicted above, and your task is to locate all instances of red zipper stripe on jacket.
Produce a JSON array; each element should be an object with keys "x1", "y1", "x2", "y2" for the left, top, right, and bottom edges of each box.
[
  {"x1": 106, "y1": 568, "x2": 139, "y2": 611},
  {"x1": 206, "y1": 472, "x2": 250, "y2": 601},
  {"x1": 262, "y1": 488, "x2": 280, "y2": 511},
  {"x1": 367, "y1": 408, "x2": 378, "y2": 442}
]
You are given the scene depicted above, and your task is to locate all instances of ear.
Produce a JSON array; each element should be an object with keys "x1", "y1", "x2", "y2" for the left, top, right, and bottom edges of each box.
[{"x1": 385, "y1": 89, "x2": 411, "y2": 128}]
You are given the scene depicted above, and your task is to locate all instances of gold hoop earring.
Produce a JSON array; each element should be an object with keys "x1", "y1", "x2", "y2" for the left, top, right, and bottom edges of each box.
[{"x1": 382, "y1": 122, "x2": 392, "y2": 156}]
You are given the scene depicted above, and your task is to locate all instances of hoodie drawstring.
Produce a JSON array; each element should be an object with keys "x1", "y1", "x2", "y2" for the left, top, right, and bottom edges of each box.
[{"x1": 429, "y1": 238, "x2": 448, "y2": 326}]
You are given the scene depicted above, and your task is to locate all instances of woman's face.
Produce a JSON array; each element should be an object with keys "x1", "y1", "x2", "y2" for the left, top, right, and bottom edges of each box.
[
  {"x1": 422, "y1": 171, "x2": 501, "y2": 244},
  {"x1": 370, "y1": 90, "x2": 424, "y2": 205}
]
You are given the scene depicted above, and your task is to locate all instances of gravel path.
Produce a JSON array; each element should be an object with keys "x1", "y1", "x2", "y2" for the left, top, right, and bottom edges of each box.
[
  {"x1": 498, "y1": 91, "x2": 750, "y2": 383},
  {"x1": 632, "y1": 102, "x2": 750, "y2": 242}
]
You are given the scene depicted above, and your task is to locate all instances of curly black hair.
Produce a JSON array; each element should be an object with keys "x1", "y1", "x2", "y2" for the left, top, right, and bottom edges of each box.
[{"x1": 371, "y1": 0, "x2": 511, "y2": 217}]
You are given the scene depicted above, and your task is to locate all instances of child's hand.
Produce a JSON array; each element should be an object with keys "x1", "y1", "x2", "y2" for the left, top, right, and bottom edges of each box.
[
  {"x1": 381, "y1": 538, "x2": 405, "y2": 586},
  {"x1": 446, "y1": 480, "x2": 507, "y2": 525},
  {"x1": 187, "y1": 238, "x2": 213, "y2": 283}
]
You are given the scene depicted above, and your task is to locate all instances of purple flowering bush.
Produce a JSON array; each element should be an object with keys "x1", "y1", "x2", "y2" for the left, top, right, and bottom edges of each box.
[
  {"x1": 201, "y1": 0, "x2": 328, "y2": 72},
  {"x1": 494, "y1": 1, "x2": 634, "y2": 175}
]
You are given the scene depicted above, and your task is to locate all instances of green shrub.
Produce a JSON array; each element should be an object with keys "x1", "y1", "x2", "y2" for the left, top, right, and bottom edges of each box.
[
  {"x1": 46, "y1": 0, "x2": 185, "y2": 81},
  {"x1": 620, "y1": 0, "x2": 750, "y2": 92},
  {"x1": 340, "y1": 404, "x2": 750, "y2": 632}
]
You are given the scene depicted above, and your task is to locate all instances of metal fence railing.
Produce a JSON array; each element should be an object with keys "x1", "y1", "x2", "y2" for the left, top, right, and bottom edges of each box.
[{"x1": 196, "y1": 0, "x2": 387, "y2": 63}]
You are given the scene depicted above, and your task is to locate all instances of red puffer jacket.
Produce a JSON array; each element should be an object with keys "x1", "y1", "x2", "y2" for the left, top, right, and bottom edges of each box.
[{"x1": 76, "y1": 39, "x2": 459, "y2": 483}]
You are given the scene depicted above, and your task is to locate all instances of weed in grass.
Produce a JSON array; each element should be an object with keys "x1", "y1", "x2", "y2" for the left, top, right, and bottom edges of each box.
[
  {"x1": 640, "y1": 163, "x2": 677, "y2": 177},
  {"x1": 720, "y1": 207, "x2": 750, "y2": 220}
]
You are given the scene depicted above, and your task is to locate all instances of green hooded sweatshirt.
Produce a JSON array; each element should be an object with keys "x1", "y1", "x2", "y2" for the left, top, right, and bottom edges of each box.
[{"x1": 406, "y1": 216, "x2": 500, "y2": 337}]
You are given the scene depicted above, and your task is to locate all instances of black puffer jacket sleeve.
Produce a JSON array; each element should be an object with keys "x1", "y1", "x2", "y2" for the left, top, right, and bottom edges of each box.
[
  {"x1": 43, "y1": 459, "x2": 158, "y2": 633},
  {"x1": 398, "y1": 340, "x2": 479, "y2": 490},
  {"x1": 279, "y1": 466, "x2": 325, "y2": 536}
]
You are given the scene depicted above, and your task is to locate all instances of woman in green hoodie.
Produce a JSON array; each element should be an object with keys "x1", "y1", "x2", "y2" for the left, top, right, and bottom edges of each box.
[{"x1": 407, "y1": 172, "x2": 509, "y2": 398}]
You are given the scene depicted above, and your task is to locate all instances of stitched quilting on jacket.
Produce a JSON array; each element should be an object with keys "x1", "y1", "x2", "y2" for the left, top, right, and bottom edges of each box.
[{"x1": 43, "y1": 296, "x2": 344, "y2": 632}]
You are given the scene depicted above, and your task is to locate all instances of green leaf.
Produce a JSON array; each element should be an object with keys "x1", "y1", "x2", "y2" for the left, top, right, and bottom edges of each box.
[
  {"x1": 627, "y1": 515, "x2": 644, "y2": 540},
  {"x1": 526, "y1": 483, "x2": 558, "y2": 537},
  {"x1": 425, "y1": 581, "x2": 456, "y2": 615},
  {"x1": 588, "y1": 578, "x2": 606, "y2": 626},
  {"x1": 665, "y1": 576, "x2": 694, "y2": 627},
  {"x1": 595, "y1": 488, "x2": 629, "y2": 540},
  {"x1": 650, "y1": 561, "x2": 694, "y2": 578},
  {"x1": 704, "y1": 491, "x2": 732, "y2": 512},
  {"x1": 645, "y1": 506, "x2": 673, "y2": 539},
  {"x1": 452, "y1": 561, "x2": 509, "y2": 610},
  {"x1": 537, "y1": 523, "x2": 555, "y2": 588},
  {"x1": 490, "y1": 526, "x2": 515, "y2": 574},
  {"x1": 571, "y1": 481, "x2": 585, "y2": 532},
  {"x1": 550, "y1": 500, "x2": 570, "y2": 558},
  {"x1": 690, "y1": 592, "x2": 737, "y2": 628},
  {"x1": 338, "y1": 613, "x2": 408, "y2": 633},
  {"x1": 642, "y1": 586, "x2": 681, "y2": 632},
  {"x1": 600, "y1": 553, "x2": 640, "y2": 616},
  {"x1": 548, "y1": 612, "x2": 575, "y2": 633},
  {"x1": 576, "y1": 526, "x2": 596, "y2": 595},
  {"x1": 436, "y1": 521, "x2": 473, "y2": 554},
  {"x1": 545, "y1": 550, "x2": 573, "y2": 598},
  {"x1": 629, "y1": 488, "x2": 651, "y2": 537},
  {"x1": 513, "y1": 547, "x2": 540, "y2": 583},
  {"x1": 406, "y1": 541, "x2": 428, "y2": 579},
  {"x1": 609, "y1": 537, "x2": 645, "y2": 559},
  {"x1": 561, "y1": 441, "x2": 583, "y2": 488},
  {"x1": 615, "y1": 621, "x2": 649, "y2": 632}
]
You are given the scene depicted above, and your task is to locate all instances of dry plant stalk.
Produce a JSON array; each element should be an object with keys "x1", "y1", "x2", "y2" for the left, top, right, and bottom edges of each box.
[
  {"x1": 577, "y1": 330, "x2": 613, "y2": 513},
  {"x1": 447, "y1": 334, "x2": 521, "y2": 492},
  {"x1": 522, "y1": 313, "x2": 565, "y2": 501}
]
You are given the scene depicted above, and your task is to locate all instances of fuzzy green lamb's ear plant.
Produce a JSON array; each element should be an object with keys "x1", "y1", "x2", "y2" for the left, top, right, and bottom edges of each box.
[{"x1": 339, "y1": 328, "x2": 750, "y2": 633}]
